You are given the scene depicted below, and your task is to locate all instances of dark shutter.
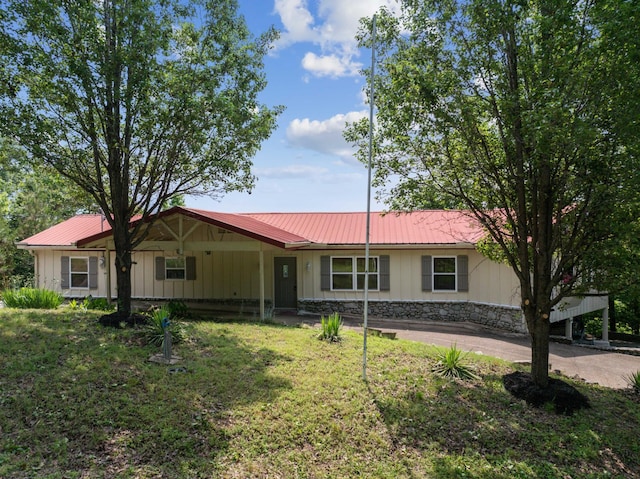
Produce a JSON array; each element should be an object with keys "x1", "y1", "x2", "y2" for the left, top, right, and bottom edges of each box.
[
  {"x1": 155, "y1": 256, "x2": 165, "y2": 280},
  {"x1": 61, "y1": 256, "x2": 70, "y2": 289},
  {"x1": 379, "y1": 255, "x2": 390, "y2": 291},
  {"x1": 457, "y1": 255, "x2": 469, "y2": 292},
  {"x1": 421, "y1": 255, "x2": 432, "y2": 292},
  {"x1": 320, "y1": 255, "x2": 330, "y2": 291},
  {"x1": 186, "y1": 256, "x2": 196, "y2": 280},
  {"x1": 89, "y1": 256, "x2": 98, "y2": 289}
]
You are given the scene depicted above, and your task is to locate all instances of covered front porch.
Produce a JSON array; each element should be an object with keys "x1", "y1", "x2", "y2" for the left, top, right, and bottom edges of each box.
[{"x1": 550, "y1": 294, "x2": 611, "y2": 347}]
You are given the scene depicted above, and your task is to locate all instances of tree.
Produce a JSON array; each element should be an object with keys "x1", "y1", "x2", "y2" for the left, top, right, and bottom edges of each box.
[
  {"x1": 348, "y1": 0, "x2": 640, "y2": 388},
  {"x1": 0, "y1": 0, "x2": 282, "y2": 314},
  {"x1": 0, "y1": 138, "x2": 97, "y2": 288}
]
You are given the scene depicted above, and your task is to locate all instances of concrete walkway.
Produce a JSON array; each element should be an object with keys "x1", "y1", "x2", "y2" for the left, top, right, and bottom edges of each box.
[{"x1": 274, "y1": 313, "x2": 640, "y2": 390}]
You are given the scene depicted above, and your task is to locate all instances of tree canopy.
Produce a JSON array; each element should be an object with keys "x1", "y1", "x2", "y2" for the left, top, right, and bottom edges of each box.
[
  {"x1": 348, "y1": 0, "x2": 640, "y2": 387},
  {"x1": 0, "y1": 0, "x2": 282, "y2": 313}
]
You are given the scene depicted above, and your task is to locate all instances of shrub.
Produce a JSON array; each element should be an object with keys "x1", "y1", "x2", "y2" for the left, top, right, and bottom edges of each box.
[
  {"x1": 82, "y1": 296, "x2": 115, "y2": 312},
  {"x1": 1, "y1": 287, "x2": 63, "y2": 309},
  {"x1": 318, "y1": 312, "x2": 343, "y2": 342},
  {"x1": 625, "y1": 370, "x2": 640, "y2": 393},
  {"x1": 432, "y1": 344, "x2": 479, "y2": 381},
  {"x1": 142, "y1": 305, "x2": 185, "y2": 347},
  {"x1": 167, "y1": 300, "x2": 189, "y2": 319}
]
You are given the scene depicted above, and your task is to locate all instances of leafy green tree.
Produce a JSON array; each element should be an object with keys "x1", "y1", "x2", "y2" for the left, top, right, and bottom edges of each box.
[
  {"x1": 0, "y1": 138, "x2": 96, "y2": 287},
  {"x1": 348, "y1": 0, "x2": 640, "y2": 387},
  {"x1": 0, "y1": 0, "x2": 282, "y2": 314}
]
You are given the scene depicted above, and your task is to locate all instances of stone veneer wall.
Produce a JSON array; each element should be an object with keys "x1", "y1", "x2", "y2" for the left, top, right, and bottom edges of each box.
[{"x1": 298, "y1": 299, "x2": 526, "y2": 333}]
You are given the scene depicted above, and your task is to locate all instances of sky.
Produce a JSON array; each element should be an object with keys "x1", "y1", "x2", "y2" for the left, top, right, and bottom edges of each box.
[{"x1": 186, "y1": 0, "x2": 401, "y2": 213}]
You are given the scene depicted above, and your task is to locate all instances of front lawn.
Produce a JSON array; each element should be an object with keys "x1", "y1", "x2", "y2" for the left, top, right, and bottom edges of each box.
[{"x1": 0, "y1": 309, "x2": 638, "y2": 478}]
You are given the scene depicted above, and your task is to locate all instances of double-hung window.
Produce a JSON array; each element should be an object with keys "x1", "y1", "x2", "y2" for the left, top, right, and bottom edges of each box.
[
  {"x1": 331, "y1": 256, "x2": 379, "y2": 291},
  {"x1": 433, "y1": 257, "x2": 456, "y2": 291},
  {"x1": 422, "y1": 255, "x2": 469, "y2": 292},
  {"x1": 60, "y1": 256, "x2": 98, "y2": 290},
  {"x1": 165, "y1": 257, "x2": 186, "y2": 280},
  {"x1": 155, "y1": 256, "x2": 196, "y2": 281},
  {"x1": 70, "y1": 257, "x2": 89, "y2": 288}
]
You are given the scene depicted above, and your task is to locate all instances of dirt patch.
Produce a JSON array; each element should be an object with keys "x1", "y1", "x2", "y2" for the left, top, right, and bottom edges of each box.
[{"x1": 503, "y1": 371, "x2": 591, "y2": 415}]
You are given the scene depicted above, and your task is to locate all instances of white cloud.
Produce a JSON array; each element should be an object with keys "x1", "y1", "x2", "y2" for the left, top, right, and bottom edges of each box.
[
  {"x1": 301, "y1": 52, "x2": 361, "y2": 78},
  {"x1": 256, "y1": 164, "x2": 329, "y2": 178},
  {"x1": 274, "y1": 0, "x2": 400, "y2": 78},
  {"x1": 286, "y1": 110, "x2": 368, "y2": 159}
]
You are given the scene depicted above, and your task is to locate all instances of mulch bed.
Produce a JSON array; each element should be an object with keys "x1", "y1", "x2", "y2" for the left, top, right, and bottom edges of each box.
[{"x1": 503, "y1": 371, "x2": 591, "y2": 415}]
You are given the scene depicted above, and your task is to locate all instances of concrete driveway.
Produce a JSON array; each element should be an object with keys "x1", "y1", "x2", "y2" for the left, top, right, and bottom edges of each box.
[{"x1": 275, "y1": 314, "x2": 640, "y2": 390}]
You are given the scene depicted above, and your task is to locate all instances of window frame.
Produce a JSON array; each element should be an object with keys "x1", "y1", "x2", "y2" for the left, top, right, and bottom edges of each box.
[
  {"x1": 432, "y1": 256, "x2": 457, "y2": 292},
  {"x1": 330, "y1": 255, "x2": 379, "y2": 291},
  {"x1": 164, "y1": 256, "x2": 186, "y2": 280},
  {"x1": 69, "y1": 256, "x2": 90, "y2": 289}
]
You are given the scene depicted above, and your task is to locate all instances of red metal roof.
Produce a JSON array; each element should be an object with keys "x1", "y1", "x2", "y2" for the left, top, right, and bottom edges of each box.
[
  {"x1": 243, "y1": 211, "x2": 482, "y2": 245},
  {"x1": 18, "y1": 208, "x2": 482, "y2": 249},
  {"x1": 17, "y1": 214, "x2": 108, "y2": 248},
  {"x1": 180, "y1": 208, "x2": 309, "y2": 247}
]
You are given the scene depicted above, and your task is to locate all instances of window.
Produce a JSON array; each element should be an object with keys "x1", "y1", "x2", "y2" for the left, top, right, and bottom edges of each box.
[
  {"x1": 70, "y1": 257, "x2": 89, "y2": 288},
  {"x1": 61, "y1": 256, "x2": 98, "y2": 290},
  {"x1": 331, "y1": 256, "x2": 379, "y2": 291},
  {"x1": 433, "y1": 257, "x2": 456, "y2": 291},
  {"x1": 155, "y1": 256, "x2": 196, "y2": 281},
  {"x1": 421, "y1": 255, "x2": 468, "y2": 293},
  {"x1": 165, "y1": 257, "x2": 186, "y2": 280}
]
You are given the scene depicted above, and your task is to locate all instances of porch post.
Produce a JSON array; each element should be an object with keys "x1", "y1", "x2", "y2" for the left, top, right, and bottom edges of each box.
[
  {"x1": 565, "y1": 317, "x2": 573, "y2": 341},
  {"x1": 105, "y1": 249, "x2": 112, "y2": 304},
  {"x1": 259, "y1": 248, "x2": 265, "y2": 320},
  {"x1": 594, "y1": 305, "x2": 610, "y2": 347},
  {"x1": 601, "y1": 306, "x2": 609, "y2": 343}
]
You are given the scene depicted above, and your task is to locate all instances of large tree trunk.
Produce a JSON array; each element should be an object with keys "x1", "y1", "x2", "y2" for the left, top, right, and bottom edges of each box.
[
  {"x1": 525, "y1": 308, "x2": 551, "y2": 388},
  {"x1": 112, "y1": 222, "x2": 133, "y2": 316}
]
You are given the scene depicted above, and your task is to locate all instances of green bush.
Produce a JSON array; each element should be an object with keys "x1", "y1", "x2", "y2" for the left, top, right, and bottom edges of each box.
[
  {"x1": 82, "y1": 296, "x2": 115, "y2": 312},
  {"x1": 142, "y1": 305, "x2": 185, "y2": 347},
  {"x1": 318, "y1": 312, "x2": 343, "y2": 342},
  {"x1": 432, "y1": 344, "x2": 479, "y2": 381},
  {"x1": 1, "y1": 287, "x2": 63, "y2": 309},
  {"x1": 167, "y1": 299, "x2": 190, "y2": 319}
]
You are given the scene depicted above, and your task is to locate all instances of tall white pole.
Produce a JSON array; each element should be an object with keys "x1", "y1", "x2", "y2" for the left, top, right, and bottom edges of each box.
[{"x1": 363, "y1": 14, "x2": 376, "y2": 381}]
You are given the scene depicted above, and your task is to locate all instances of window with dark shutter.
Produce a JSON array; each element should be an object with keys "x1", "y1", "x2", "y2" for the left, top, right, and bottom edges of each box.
[
  {"x1": 89, "y1": 257, "x2": 98, "y2": 289},
  {"x1": 320, "y1": 256, "x2": 330, "y2": 291},
  {"x1": 457, "y1": 255, "x2": 469, "y2": 292},
  {"x1": 421, "y1": 255, "x2": 432, "y2": 292},
  {"x1": 379, "y1": 255, "x2": 390, "y2": 291},
  {"x1": 61, "y1": 256, "x2": 70, "y2": 289}
]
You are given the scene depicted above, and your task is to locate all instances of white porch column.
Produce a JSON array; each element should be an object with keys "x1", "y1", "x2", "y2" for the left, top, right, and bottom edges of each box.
[
  {"x1": 594, "y1": 306, "x2": 610, "y2": 347},
  {"x1": 105, "y1": 249, "x2": 112, "y2": 304},
  {"x1": 565, "y1": 317, "x2": 573, "y2": 341},
  {"x1": 259, "y1": 248, "x2": 265, "y2": 320}
]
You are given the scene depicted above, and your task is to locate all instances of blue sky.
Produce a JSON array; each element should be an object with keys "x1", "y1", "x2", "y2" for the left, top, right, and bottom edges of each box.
[{"x1": 186, "y1": 0, "x2": 400, "y2": 213}]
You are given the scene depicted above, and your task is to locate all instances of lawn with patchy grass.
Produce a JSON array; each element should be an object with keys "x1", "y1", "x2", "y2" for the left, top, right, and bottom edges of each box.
[{"x1": 0, "y1": 309, "x2": 638, "y2": 478}]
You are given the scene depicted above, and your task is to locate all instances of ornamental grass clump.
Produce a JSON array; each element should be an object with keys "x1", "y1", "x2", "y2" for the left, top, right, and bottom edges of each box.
[
  {"x1": 1, "y1": 287, "x2": 63, "y2": 309},
  {"x1": 432, "y1": 343, "x2": 479, "y2": 381},
  {"x1": 625, "y1": 370, "x2": 640, "y2": 393},
  {"x1": 142, "y1": 305, "x2": 185, "y2": 347},
  {"x1": 318, "y1": 312, "x2": 343, "y2": 342}
]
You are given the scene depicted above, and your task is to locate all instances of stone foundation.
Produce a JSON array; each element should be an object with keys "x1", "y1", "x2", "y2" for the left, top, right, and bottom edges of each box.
[{"x1": 298, "y1": 299, "x2": 526, "y2": 333}]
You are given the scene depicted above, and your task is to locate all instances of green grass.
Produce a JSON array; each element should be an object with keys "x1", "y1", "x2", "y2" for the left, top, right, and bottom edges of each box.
[{"x1": 0, "y1": 308, "x2": 639, "y2": 478}]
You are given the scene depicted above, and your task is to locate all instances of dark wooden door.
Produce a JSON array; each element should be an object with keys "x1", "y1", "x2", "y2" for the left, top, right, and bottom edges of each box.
[{"x1": 274, "y1": 257, "x2": 297, "y2": 309}]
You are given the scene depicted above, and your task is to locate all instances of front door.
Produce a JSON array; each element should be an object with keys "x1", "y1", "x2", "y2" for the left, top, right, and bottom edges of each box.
[{"x1": 274, "y1": 257, "x2": 297, "y2": 309}]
